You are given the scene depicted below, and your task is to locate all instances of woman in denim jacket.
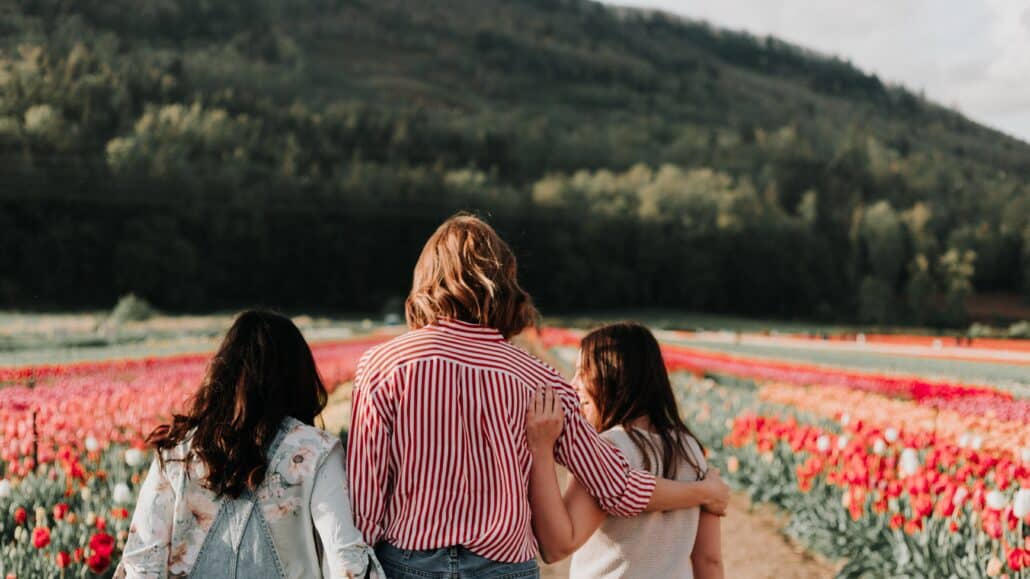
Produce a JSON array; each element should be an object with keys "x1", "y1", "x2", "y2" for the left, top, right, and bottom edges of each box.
[{"x1": 116, "y1": 310, "x2": 382, "y2": 578}]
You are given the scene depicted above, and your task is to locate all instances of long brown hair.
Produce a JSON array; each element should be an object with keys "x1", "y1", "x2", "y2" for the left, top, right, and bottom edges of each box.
[
  {"x1": 148, "y1": 309, "x2": 328, "y2": 498},
  {"x1": 579, "y1": 322, "x2": 705, "y2": 479},
  {"x1": 405, "y1": 214, "x2": 538, "y2": 339}
]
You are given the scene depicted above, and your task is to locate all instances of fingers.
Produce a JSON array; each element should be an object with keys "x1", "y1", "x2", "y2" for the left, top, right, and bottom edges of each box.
[
  {"x1": 528, "y1": 384, "x2": 564, "y2": 424},
  {"x1": 703, "y1": 502, "x2": 728, "y2": 517}
]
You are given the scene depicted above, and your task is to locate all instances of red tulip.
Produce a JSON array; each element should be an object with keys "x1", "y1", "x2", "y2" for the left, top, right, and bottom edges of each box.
[
  {"x1": 89, "y1": 532, "x2": 115, "y2": 557},
  {"x1": 87, "y1": 552, "x2": 111, "y2": 574},
  {"x1": 889, "y1": 513, "x2": 904, "y2": 530},
  {"x1": 31, "y1": 526, "x2": 51, "y2": 549},
  {"x1": 55, "y1": 551, "x2": 71, "y2": 568},
  {"x1": 13, "y1": 507, "x2": 26, "y2": 525},
  {"x1": 903, "y1": 518, "x2": 923, "y2": 535},
  {"x1": 1008, "y1": 548, "x2": 1030, "y2": 572},
  {"x1": 53, "y1": 502, "x2": 69, "y2": 521}
]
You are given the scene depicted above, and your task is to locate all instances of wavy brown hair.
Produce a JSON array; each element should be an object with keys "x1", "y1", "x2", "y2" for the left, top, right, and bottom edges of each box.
[
  {"x1": 579, "y1": 322, "x2": 705, "y2": 479},
  {"x1": 406, "y1": 214, "x2": 538, "y2": 339},
  {"x1": 148, "y1": 310, "x2": 328, "y2": 499}
]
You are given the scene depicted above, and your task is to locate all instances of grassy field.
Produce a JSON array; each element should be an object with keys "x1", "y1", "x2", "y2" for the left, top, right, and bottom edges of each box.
[
  {"x1": 547, "y1": 309, "x2": 974, "y2": 335},
  {"x1": 0, "y1": 311, "x2": 381, "y2": 366}
]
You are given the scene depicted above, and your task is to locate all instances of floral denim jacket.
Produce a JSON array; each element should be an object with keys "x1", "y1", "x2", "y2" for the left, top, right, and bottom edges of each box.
[{"x1": 115, "y1": 418, "x2": 383, "y2": 578}]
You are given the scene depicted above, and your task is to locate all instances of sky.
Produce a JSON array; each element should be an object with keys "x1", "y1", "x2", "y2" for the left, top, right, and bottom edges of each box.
[{"x1": 600, "y1": 0, "x2": 1030, "y2": 143}]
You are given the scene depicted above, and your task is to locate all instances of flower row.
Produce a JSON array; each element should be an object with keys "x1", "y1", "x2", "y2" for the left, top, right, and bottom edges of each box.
[
  {"x1": 0, "y1": 337, "x2": 386, "y2": 478},
  {"x1": 0, "y1": 336, "x2": 387, "y2": 578},
  {"x1": 723, "y1": 407, "x2": 1029, "y2": 576},
  {"x1": 537, "y1": 327, "x2": 1015, "y2": 405},
  {"x1": 663, "y1": 371, "x2": 1027, "y2": 578},
  {"x1": 756, "y1": 382, "x2": 1030, "y2": 463}
]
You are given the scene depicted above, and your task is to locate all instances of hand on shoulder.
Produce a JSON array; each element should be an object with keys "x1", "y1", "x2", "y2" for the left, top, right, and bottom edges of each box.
[
  {"x1": 526, "y1": 384, "x2": 564, "y2": 457},
  {"x1": 700, "y1": 468, "x2": 730, "y2": 517}
]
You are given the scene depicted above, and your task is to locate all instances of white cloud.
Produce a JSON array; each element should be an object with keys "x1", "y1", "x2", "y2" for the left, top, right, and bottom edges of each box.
[{"x1": 600, "y1": 0, "x2": 1030, "y2": 142}]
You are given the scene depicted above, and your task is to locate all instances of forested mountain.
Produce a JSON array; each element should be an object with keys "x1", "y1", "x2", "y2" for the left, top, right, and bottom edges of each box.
[{"x1": 2, "y1": 0, "x2": 1029, "y2": 325}]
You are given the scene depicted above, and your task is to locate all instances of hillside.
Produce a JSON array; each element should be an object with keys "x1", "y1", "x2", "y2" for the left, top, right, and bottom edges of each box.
[{"x1": 1, "y1": 0, "x2": 1028, "y2": 324}]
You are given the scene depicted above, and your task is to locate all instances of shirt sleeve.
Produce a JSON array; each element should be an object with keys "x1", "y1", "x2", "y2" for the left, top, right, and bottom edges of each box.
[
  {"x1": 114, "y1": 456, "x2": 175, "y2": 579},
  {"x1": 551, "y1": 381, "x2": 657, "y2": 518},
  {"x1": 346, "y1": 357, "x2": 394, "y2": 547},
  {"x1": 312, "y1": 441, "x2": 385, "y2": 578}
]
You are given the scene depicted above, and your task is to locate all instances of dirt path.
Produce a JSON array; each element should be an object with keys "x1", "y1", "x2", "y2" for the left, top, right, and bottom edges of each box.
[{"x1": 322, "y1": 385, "x2": 838, "y2": 579}]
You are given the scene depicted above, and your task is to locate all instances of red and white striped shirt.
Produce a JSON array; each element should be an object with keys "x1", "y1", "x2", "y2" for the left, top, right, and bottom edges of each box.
[{"x1": 347, "y1": 318, "x2": 656, "y2": 563}]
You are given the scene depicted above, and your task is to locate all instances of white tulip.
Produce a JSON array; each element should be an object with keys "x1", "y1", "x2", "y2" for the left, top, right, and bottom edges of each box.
[
  {"x1": 840, "y1": 413, "x2": 850, "y2": 427},
  {"x1": 84, "y1": 436, "x2": 100, "y2": 452},
  {"x1": 81, "y1": 486, "x2": 92, "y2": 501},
  {"x1": 899, "y1": 448, "x2": 920, "y2": 477},
  {"x1": 958, "y1": 433, "x2": 970, "y2": 448},
  {"x1": 1020, "y1": 447, "x2": 1030, "y2": 463},
  {"x1": 856, "y1": 333, "x2": 866, "y2": 344},
  {"x1": 125, "y1": 449, "x2": 145, "y2": 467},
  {"x1": 0, "y1": 479, "x2": 11, "y2": 499},
  {"x1": 816, "y1": 435, "x2": 831, "y2": 453},
  {"x1": 837, "y1": 435, "x2": 850, "y2": 450},
  {"x1": 1014, "y1": 488, "x2": 1030, "y2": 519},
  {"x1": 884, "y1": 428, "x2": 899, "y2": 443},
  {"x1": 113, "y1": 482, "x2": 133, "y2": 505},
  {"x1": 872, "y1": 439, "x2": 887, "y2": 455},
  {"x1": 971, "y1": 435, "x2": 983, "y2": 450},
  {"x1": 952, "y1": 487, "x2": 969, "y2": 507},
  {"x1": 985, "y1": 490, "x2": 1007, "y2": 511}
]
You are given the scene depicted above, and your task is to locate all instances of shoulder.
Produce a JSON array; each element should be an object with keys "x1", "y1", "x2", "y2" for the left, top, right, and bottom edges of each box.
[
  {"x1": 355, "y1": 329, "x2": 438, "y2": 388},
  {"x1": 682, "y1": 434, "x2": 707, "y2": 469},
  {"x1": 359, "y1": 329, "x2": 432, "y2": 368},
  {"x1": 277, "y1": 418, "x2": 340, "y2": 464},
  {"x1": 598, "y1": 425, "x2": 630, "y2": 444},
  {"x1": 598, "y1": 427, "x2": 639, "y2": 457},
  {"x1": 358, "y1": 327, "x2": 473, "y2": 371},
  {"x1": 158, "y1": 438, "x2": 192, "y2": 462},
  {"x1": 495, "y1": 340, "x2": 567, "y2": 385}
]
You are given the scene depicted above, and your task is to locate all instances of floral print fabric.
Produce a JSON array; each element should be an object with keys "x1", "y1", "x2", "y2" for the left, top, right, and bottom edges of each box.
[{"x1": 115, "y1": 418, "x2": 383, "y2": 578}]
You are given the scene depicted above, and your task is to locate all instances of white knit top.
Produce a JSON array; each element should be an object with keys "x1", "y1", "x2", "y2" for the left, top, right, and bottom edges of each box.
[{"x1": 569, "y1": 427, "x2": 707, "y2": 579}]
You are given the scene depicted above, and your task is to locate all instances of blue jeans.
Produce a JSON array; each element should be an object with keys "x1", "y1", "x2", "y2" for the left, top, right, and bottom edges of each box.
[{"x1": 376, "y1": 542, "x2": 540, "y2": 579}]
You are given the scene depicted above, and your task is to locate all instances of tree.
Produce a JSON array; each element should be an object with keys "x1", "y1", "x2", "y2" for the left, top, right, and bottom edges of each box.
[
  {"x1": 937, "y1": 248, "x2": 976, "y2": 326},
  {"x1": 858, "y1": 275, "x2": 894, "y2": 325},
  {"x1": 905, "y1": 254, "x2": 936, "y2": 325}
]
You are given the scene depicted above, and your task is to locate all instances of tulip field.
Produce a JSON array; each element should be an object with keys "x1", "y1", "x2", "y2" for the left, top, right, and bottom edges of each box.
[
  {"x1": 1, "y1": 324, "x2": 1028, "y2": 578},
  {"x1": 540, "y1": 328, "x2": 1030, "y2": 578},
  {"x1": 0, "y1": 336, "x2": 387, "y2": 578}
]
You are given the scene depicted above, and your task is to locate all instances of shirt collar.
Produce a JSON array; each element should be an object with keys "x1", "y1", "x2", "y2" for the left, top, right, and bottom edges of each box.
[{"x1": 434, "y1": 318, "x2": 506, "y2": 342}]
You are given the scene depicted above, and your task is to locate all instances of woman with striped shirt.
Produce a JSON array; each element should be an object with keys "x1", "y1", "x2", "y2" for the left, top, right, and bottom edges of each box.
[{"x1": 347, "y1": 215, "x2": 729, "y2": 578}]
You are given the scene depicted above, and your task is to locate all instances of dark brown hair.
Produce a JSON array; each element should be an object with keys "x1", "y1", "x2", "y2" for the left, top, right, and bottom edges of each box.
[
  {"x1": 148, "y1": 309, "x2": 328, "y2": 498},
  {"x1": 579, "y1": 322, "x2": 705, "y2": 479},
  {"x1": 405, "y1": 214, "x2": 538, "y2": 339}
]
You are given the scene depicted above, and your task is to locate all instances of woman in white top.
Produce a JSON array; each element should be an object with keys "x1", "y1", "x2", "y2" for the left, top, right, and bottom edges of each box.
[
  {"x1": 116, "y1": 310, "x2": 382, "y2": 578},
  {"x1": 526, "y1": 322, "x2": 724, "y2": 579}
]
